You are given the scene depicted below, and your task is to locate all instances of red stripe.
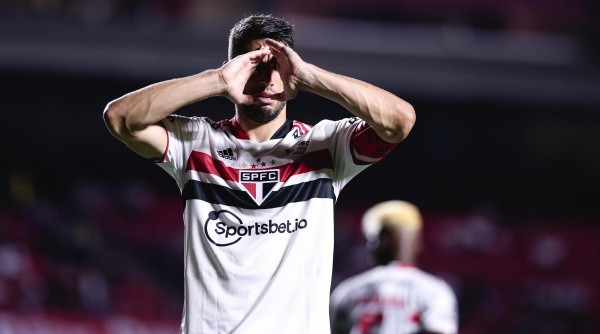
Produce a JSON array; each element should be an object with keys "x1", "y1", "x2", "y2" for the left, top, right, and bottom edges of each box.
[
  {"x1": 293, "y1": 120, "x2": 312, "y2": 134},
  {"x1": 157, "y1": 124, "x2": 169, "y2": 163},
  {"x1": 185, "y1": 149, "x2": 333, "y2": 182},
  {"x1": 350, "y1": 122, "x2": 397, "y2": 160},
  {"x1": 229, "y1": 117, "x2": 250, "y2": 140},
  {"x1": 280, "y1": 148, "x2": 332, "y2": 181},
  {"x1": 186, "y1": 151, "x2": 239, "y2": 181},
  {"x1": 242, "y1": 183, "x2": 256, "y2": 197}
]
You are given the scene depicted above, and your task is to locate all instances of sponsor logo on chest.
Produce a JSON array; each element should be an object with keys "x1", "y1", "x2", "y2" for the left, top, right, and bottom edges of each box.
[{"x1": 203, "y1": 210, "x2": 308, "y2": 247}]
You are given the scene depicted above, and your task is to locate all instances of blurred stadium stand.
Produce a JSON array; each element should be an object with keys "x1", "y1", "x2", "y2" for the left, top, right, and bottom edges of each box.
[{"x1": 1, "y1": 0, "x2": 599, "y2": 333}]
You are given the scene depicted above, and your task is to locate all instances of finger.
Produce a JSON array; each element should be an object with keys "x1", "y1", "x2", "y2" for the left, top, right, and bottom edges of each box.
[
  {"x1": 247, "y1": 48, "x2": 272, "y2": 62},
  {"x1": 265, "y1": 42, "x2": 289, "y2": 64},
  {"x1": 249, "y1": 47, "x2": 272, "y2": 55},
  {"x1": 265, "y1": 38, "x2": 285, "y2": 50},
  {"x1": 267, "y1": 45, "x2": 284, "y2": 62},
  {"x1": 229, "y1": 93, "x2": 255, "y2": 105},
  {"x1": 259, "y1": 45, "x2": 273, "y2": 63},
  {"x1": 238, "y1": 94, "x2": 255, "y2": 105},
  {"x1": 268, "y1": 49, "x2": 282, "y2": 64}
]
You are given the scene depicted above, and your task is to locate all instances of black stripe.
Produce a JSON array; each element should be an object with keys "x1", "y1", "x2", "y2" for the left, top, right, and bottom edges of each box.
[
  {"x1": 270, "y1": 119, "x2": 293, "y2": 139},
  {"x1": 263, "y1": 178, "x2": 336, "y2": 207},
  {"x1": 182, "y1": 178, "x2": 335, "y2": 209}
]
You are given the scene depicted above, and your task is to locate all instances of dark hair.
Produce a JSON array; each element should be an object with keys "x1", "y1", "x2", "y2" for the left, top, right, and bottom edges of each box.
[{"x1": 228, "y1": 14, "x2": 294, "y2": 59}]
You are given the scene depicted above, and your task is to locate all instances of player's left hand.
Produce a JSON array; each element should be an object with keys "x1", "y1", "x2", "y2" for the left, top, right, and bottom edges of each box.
[{"x1": 265, "y1": 38, "x2": 308, "y2": 101}]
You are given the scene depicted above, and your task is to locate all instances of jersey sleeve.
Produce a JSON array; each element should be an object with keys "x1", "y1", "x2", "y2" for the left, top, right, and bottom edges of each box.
[
  {"x1": 321, "y1": 117, "x2": 397, "y2": 193},
  {"x1": 421, "y1": 281, "x2": 459, "y2": 334},
  {"x1": 320, "y1": 117, "x2": 369, "y2": 192},
  {"x1": 329, "y1": 282, "x2": 354, "y2": 334},
  {"x1": 349, "y1": 120, "x2": 398, "y2": 163},
  {"x1": 155, "y1": 115, "x2": 206, "y2": 189}
]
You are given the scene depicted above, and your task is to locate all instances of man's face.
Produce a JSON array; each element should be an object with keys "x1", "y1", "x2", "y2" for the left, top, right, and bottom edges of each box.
[{"x1": 237, "y1": 39, "x2": 286, "y2": 124}]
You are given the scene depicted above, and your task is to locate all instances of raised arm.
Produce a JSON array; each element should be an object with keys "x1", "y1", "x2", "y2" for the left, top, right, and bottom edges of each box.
[
  {"x1": 103, "y1": 48, "x2": 273, "y2": 159},
  {"x1": 265, "y1": 39, "x2": 415, "y2": 144}
]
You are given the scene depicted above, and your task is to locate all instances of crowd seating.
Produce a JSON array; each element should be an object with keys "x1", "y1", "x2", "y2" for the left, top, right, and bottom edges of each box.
[
  {"x1": 3, "y1": 179, "x2": 598, "y2": 332},
  {"x1": 1, "y1": 0, "x2": 595, "y2": 35}
]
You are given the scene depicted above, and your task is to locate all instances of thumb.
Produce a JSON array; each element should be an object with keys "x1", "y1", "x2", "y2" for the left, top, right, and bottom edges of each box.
[{"x1": 234, "y1": 94, "x2": 255, "y2": 105}]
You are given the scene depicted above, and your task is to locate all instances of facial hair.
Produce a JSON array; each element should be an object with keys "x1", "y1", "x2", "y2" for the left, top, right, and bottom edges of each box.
[{"x1": 238, "y1": 100, "x2": 286, "y2": 124}]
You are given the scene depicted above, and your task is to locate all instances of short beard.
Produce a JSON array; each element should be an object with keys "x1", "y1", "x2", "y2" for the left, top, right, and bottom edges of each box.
[{"x1": 238, "y1": 101, "x2": 286, "y2": 124}]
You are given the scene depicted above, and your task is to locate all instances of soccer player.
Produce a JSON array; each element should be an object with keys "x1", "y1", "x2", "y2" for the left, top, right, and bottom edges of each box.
[
  {"x1": 103, "y1": 14, "x2": 415, "y2": 334},
  {"x1": 330, "y1": 200, "x2": 458, "y2": 334}
]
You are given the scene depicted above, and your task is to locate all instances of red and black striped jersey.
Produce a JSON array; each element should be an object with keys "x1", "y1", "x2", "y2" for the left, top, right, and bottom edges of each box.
[{"x1": 157, "y1": 115, "x2": 396, "y2": 334}]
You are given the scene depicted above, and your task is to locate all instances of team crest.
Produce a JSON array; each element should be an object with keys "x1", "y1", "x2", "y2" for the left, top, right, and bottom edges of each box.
[{"x1": 239, "y1": 169, "x2": 280, "y2": 205}]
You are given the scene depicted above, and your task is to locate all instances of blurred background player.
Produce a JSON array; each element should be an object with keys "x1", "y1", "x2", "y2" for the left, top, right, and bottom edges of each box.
[{"x1": 330, "y1": 200, "x2": 458, "y2": 334}]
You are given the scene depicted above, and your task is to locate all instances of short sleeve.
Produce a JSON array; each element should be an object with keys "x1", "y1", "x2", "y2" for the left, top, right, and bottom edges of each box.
[
  {"x1": 329, "y1": 282, "x2": 354, "y2": 334},
  {"x1": 421, "y1": 281, "x2": 459, "y2": 334},
  {"x1": 155, "y1": 115, "x2": 205, "y2": 189},
  {"x1": 316, "y1": 117, "x2": 372, "y2": 193}
]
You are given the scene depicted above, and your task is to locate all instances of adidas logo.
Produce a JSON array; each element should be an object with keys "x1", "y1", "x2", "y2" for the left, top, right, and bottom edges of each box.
[{"x1": 217, "y1": 148, "x2": 237, "y2": 161}]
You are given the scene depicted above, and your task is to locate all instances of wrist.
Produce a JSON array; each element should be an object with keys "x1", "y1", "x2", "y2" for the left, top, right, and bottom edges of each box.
[
  {"x1": 294, "y1": 63, "x2": 318, "y2": 92},
  {"x1": 204, "y1": 69, "x2": 229, "y2": 96}
]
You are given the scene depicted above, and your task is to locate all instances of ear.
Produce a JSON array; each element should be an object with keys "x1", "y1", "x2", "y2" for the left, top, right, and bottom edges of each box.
[{"x1": 412, "y1": 233, "x2": 423, "y2": 262}]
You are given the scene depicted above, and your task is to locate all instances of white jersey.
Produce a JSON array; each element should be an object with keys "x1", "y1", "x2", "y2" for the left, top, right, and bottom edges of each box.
[
  {"x1": 157, "y1": 115, "x2": 386, "y2": 334},
  {"x1": 330, "y1": 262, "x2": 458, "y2": 334}
]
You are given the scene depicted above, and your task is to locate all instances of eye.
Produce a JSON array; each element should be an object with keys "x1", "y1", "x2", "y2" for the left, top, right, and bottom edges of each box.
[
  {"x1": 268, "y1": 59, "x2": 278, "y2": 69},
  {"x1": 253, "y1": 60, "x2": 278, "y2": 74},
  {"x1": 254, "y1": 62, "x2": 267, "y2": 73}
]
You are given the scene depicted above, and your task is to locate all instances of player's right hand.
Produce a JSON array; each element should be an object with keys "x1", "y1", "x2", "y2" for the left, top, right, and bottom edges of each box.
[{"x1": 218, "y1": 48, "x2": 272, "y2": 105}]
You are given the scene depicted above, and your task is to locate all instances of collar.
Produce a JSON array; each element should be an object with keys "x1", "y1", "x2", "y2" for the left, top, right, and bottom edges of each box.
[{"x1": 229, "y1": 117, "x2": 293, "y2": 140}]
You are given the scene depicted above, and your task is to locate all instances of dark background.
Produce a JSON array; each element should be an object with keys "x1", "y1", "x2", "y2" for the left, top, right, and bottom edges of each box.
[
  {"x1": 1, "y1": 0, "x2": 599, "y2": 333},
  {"x1": 4, "y1": 69, "x2": 599, "y2": 217}
]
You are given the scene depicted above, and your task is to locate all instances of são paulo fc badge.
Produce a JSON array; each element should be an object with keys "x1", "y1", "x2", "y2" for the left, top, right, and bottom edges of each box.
[{"x1": 239, "y1": 169, "x2": 280, "y2": 205}]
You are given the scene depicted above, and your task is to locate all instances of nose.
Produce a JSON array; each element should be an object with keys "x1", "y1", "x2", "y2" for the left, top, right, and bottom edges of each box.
[
  {"x1": 254, "y1": 60, "x2": 273, "y2": 82},
  {"x1": 257, "y1": 69, "x2": 272, "y2": 89}
]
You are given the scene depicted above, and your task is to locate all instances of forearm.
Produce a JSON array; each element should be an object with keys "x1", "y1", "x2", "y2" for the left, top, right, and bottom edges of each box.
[
  {"x1": 300, "y1": 64, "x2": 415, "y2": 143},
  {"x1": 103, "y1": 69, "x2": 224, "y2": 138}
]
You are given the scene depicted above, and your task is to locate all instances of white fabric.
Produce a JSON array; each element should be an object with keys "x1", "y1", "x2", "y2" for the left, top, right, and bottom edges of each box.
[
  {"x1": 157, "y1": 115, "x2": 370, "y2": 334},
  {"x1": 330, "y1": 263, "x2": 458, "y2": 334}
]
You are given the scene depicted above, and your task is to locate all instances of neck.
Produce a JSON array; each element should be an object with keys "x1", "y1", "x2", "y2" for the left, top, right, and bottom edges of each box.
[{"x1": 235, "y1": 108, "x2": 287, "y2": 142}]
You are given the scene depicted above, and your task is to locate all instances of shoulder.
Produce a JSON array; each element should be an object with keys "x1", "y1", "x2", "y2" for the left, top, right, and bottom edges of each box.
[
  {"x1": 410, "y1": 268, "x2": 456, "y2": 299},
  {"x1": 311, "y1": 117, "x2": 361, "y2": 129},
  {"x1": 163, "y1": 114, "x2": 200, "y2": 128},
  {"x1": 163, "y1": 115, "x2": 228, "y2": 132},
  {"x1": 331, "y1": 266, "x2": 383, "y2": 298},
  {"x1": 307, "y1": 117, "x2": 364, "y2": 138}
]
